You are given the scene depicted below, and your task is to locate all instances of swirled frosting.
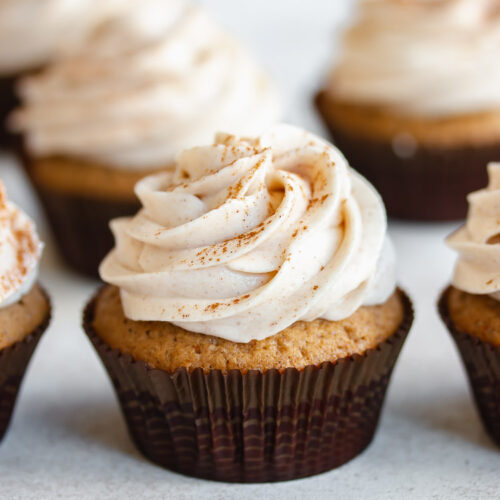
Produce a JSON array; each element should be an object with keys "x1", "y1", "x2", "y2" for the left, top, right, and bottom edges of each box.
[
  {"x1": 0, "y1": 181, "x2": 42, "y2": 309},
  {"x1": 0, "y1": 0, "x2": 131, "y2": 75},
  {"x1": 448, "y1": 163, "x2": 500, "y2": 299},
  {"x1": 327, "y1": 0, "x2": 500, "y2": 117},
  {"x1": 100, "y1": 125, "x2": 397, "y2": 342},
  {"x1": 10, "y1": 0, "x2": 280, "y2": 170}
]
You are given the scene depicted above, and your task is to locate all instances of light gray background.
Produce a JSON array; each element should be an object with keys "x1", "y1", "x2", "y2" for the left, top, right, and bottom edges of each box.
[{"x1": 0, "y1": 1, "x2": 499, "y2": 499}]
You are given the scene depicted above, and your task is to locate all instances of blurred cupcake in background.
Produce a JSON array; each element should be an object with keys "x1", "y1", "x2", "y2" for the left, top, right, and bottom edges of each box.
[
  {"x1": 0, "y1": 180, "x2": 50, "y2": 441},
  {"x1": 316, "y1": 0, "x2": 500, "y2": 221},
  {"x1": 10, "y1": 0, "x2": 280, "y2": 278},
  {"x1": 84, "y1": 124, "x2": 413, "y2": 482},
  {"x1": 439, "y1": 163, "x2": 500, "y2": 446},
  {"x1": 0, "y1": 0, "x2": 129, "y2": 149}
]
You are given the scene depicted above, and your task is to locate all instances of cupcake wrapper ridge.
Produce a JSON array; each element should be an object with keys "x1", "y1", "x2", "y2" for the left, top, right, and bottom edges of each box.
[
  {"x1": 0, "y1": 74, "x2": 19, "y2": 150},
  {"x1": 0, "y1": 287, "x2": 50, "y2": 441},
  {"x1": 83, "y1": 289, "x2": 413, "y2": 482},
  {"x1": 315, "y1": 92, "x2": 495, "y2": 221},
  {"x1": 439, "y1": 287, "x2": 500, "y2": 446}
]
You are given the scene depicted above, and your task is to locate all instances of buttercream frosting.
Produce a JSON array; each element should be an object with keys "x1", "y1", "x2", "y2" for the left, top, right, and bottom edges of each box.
[
  {"x1": 100, "y1": 125, "x2": 397, "y2": 343},
  {"x1": 0, "y1": 0, "x2": 131, "y2": 75},
  {"x1": 10, "y1": 0, "x2": 280, "y2": 170},
  {"x1": 327, "y1": 0, "x2": 500, "y2": 117},
  {"x1": 0, "y1": 181, "x2": 42, "y2": 309},
  {"x1": 448, "y1": 162, "x2": 500, "y2": 299}
]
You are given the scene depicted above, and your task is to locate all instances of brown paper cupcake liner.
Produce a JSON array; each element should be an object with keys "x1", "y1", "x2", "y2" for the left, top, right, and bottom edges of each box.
[
  {"x1": 83, "y1": 289, "x2": 413, "y2": 482},
  {"x1": 0, "y1": 287, "x2": 51, "y2": 441},
  {"x1": 0, "y1": 74, "x2": 19, "y2": 150},
  {"x1": 439, "y1": 287, "x2": 500, "y2": 446},
  {"x1": 315, "y1": 93, "x2": 495, "y2": 221},
  {"x1": 29, "y1": 185, "x2": 139, "y2": 279}
]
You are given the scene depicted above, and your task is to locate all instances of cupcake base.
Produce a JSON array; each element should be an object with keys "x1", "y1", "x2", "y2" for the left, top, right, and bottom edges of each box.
[
  {"x1": 439, "y1": 287, "x2": 500, "y2": 446},
  {"x1": 315, "y1": 92, "x2": 497, "y2": 221},
  {"x1": 0, "y1": 288, "x2": 50, "y2": 441},
  {"x1": 83, "y1": 289, "x2": 413, "y2": 482}
]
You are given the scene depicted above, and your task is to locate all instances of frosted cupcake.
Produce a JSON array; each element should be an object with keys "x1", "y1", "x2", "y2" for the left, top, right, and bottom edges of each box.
[
  {"x1": 83, "y1": 125, "x2": 413, "y2": 482},
  {"x1": 316, "y1": 0, "x2": 500, "y2": 220},
  {"x1": 11, "y1": 0, "x2": 280, "y2": 277},
  {"x1": 0, "y1": 0, "x2": 129, "y2": 148},
  {"x1": 0, "y1": 180, "x2": 50, "y2": 441},
  {"x1": 439, "y1": 163, "x2": 500, "y2": 446}
]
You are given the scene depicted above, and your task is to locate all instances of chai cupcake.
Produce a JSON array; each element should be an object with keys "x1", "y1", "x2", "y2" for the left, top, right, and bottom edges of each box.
[
  {"x1": 439, "y1": 162, "x2": 500, "y2": 446},
  {"x1": 0, "y1": 180, "x2": 50, "y2": 441},
  {"x1": 83, "y1": 125, "x2": 414, "y2": 482},
  {"x1": 10, "y1": 0, "x2": 280, "y2": 278},
  {"x1": 316, "y1": 0, "x2": 500, "y2": 221},
  {"x1": 0, "y1": 0, "x2": 130, "y2": 148}
]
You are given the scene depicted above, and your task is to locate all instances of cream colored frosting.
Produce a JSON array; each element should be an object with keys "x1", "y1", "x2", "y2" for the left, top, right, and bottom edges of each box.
[
  {"x1": 0, "y1": 181, "x2": 42, "y2": 309},
  {"x1": 10, "y1": 0, "x2": 280, "y2": 170},
  {"x1": 448, "y1": 163, "x2": 500, "y2": 299},
  {"x1": 327, "y1": 0, "x2": 500, "y2": 117},
  {"x1": 0, "y1": 0, "x2": 131, "y2": 75},
  {"x1": 100, "y1": 125, "x2": 397, "y2": 343}
]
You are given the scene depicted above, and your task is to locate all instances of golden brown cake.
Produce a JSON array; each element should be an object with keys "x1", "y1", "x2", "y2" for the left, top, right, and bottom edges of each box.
[
  {"x1": 28, "y1": 156, "x2": 159, "y2": 202},
  {"x1": 92, "y1": 285, "x2": 405, "y2": 373},
  {"x1": 445, "y1": 287, "x2": 500, "y2": 347},
  {"x1": 0, "y1": 284, "x2": 50, "y2": 350}
]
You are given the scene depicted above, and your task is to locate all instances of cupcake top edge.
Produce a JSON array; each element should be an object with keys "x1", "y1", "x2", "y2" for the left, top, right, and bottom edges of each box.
[
  {"x1": 325, "y1": 0, "x2": 500, "y2": 118},
  {"x1": 447, "y1": 162, "x2": 500, "y2": 298},
  {"x1": 0, "y1": 181, "x2": 43, "y2": 309},
  {"x1": 99, "y1": 124, "x2": 397, "y2": 343},
  {"x1": 9, "y1": 0, "x2": 280, "y2": 171},
  {"x1": 0, "y1": 0, "x2": 134, "y2": 75}
]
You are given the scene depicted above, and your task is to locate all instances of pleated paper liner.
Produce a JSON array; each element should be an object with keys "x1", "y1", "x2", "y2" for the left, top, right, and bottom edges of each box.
[
  {"x1": 0, "y1": 74, "x2": 19, "y2": 150},
  {"x1": 0, "y1": 287, "x2": 51, "y2": 441},
  {"x1": 83, "y1": 288, "x2": 413, "y2": 483},
  {"x1": 32, "y1": 186, "x2": 139, "y2": 278},
  {"x1": 439, "y1": 287, "x2": 500, "y2": 447},
  {"x1": 315, "y1": 91, "x2": 494, "y2": 221},
  {"x1": 15, "y1": 147, "x2": 141, "y2": 279}
]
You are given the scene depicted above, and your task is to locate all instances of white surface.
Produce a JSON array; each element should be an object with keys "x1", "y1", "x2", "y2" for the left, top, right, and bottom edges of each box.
[{"x1": 0, "y1": 1, "x2": 499, "y2": 499}]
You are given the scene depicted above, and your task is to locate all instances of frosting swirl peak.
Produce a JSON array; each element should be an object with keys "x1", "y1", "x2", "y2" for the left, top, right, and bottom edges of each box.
[
  {"x1": 100, "y1": 125, "x2": 396, "y2": 342},
  {"x1": 0, "y1": 181, "x2": 42, "y2": 309},
  {"x1": 327, "y1": 0, "x2": 500, "y2": 117},
  {"x1": 448, "y1": 163, "x2": 500, "y2": 299}
]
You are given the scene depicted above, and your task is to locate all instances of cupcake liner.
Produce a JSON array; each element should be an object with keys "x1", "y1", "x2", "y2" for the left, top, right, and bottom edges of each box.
[
  {"x1": 0, "y1": 74, "x2": 19, "y2": 150},
  {"x1": 29, "y1": 183, "x2": 139, "y2": 279},
  {"x1": 83, "y1": 288, "x2": 413, "y2": 482},
  {"x1": 439, "y1": 288, "x2": 500, "y2": 446},
  {"x1": 0, "y1": 287, "x2": 50, "y2": 441},
  {"x1": 16, "y1": 147, "x2": 140, "y2": 278},
  {"x1": 315, "y1": 93, "x2": 494, "y2": 221}
]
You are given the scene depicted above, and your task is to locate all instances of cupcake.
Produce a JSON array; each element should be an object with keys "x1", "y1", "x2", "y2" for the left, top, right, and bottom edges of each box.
[
  {"x1": 0, "y1": 0, "x2": 129, "y2": 148},
  {"x1": 83, "y1": 125, "x2": 414, "y2": 482},
  {"x1": 316, "y1": 0, "x2": 500, "y2": 221},
  {"x1": 439, "y1": 162, "x2": 500, "y2": 446},
  {"x1": 0, "y1": 180, "x2": 50, "y2": 441},
  {"x1": 10, "y1": 0, "x2": 280, "y2": 278}
]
